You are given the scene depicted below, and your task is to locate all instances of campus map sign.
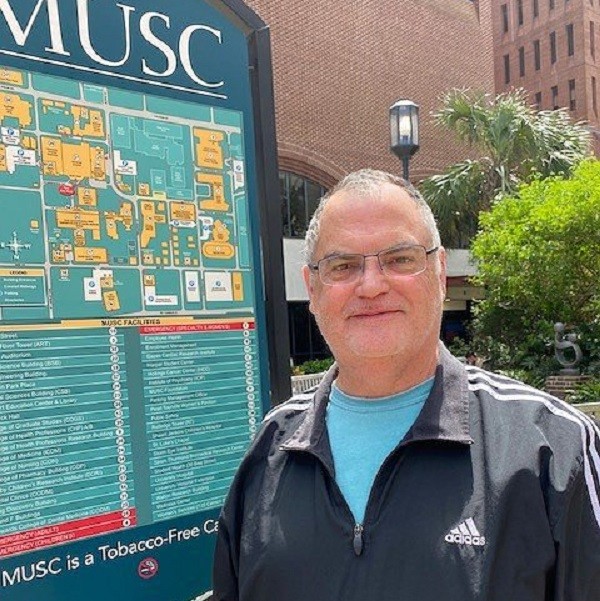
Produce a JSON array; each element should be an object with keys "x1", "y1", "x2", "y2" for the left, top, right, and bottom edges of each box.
[{"x1": 0, "y1": 1, "x2": 286, "y2": 599}]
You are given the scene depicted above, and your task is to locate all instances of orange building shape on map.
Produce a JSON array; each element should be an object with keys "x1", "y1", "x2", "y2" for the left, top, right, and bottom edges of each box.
[
  {"x1": 196, "y1": 173, "x2": 229, "y2": 212},
  {"x1": 194, "y1": 128, "x2": 224, "y2": 169},
  {"x1": 0, "y1": 94, "x2": 32, "y2": 127},
  {"x1": 72, "y1": 106, "x2": 105, "y2": 138},
  {"x1": 232, "y1": 272, "x2": 244, "y2": 301},
  {"x1": 203, "y1": 220, "x2": 234, "y2": 259},
  {"x1": 56, "y1": 208, "x2": 101, "y2": 238},
  {"x1": 103, "y1": 290, "x2": 120, "y2": 311},
  {"x1": 41, "y1": 136, "x2": 106, "y2": 181},
  {"x1": 22, "y1": 136, "x2": 36, "y2": 150},
  {"x1": 170, "y1": 201, "x2": 196, "y2": 222},
  {"x1": 77, "y1": 187, "x2": 98, "y2": 207},
  {"x1": 73, "y1": 247, "x2": 108, "y2": 263},
  {"x1": 0, "y1": 69, "x2": 24, "y2": 87},
  {"x1": 53, "y1": 206, "x2": 110, "y2": 264},
  {"x1": 140, "y1": 201, "x2": 167, "y2": 254},
  {"x1": 105, "y1": 202, "x2": 134, "y2": 242}
]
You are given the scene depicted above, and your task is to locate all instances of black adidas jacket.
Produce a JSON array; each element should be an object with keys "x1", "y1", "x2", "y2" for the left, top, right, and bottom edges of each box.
[{"x1": 213, "y1": 346, "x2": 600, "y2": 600}]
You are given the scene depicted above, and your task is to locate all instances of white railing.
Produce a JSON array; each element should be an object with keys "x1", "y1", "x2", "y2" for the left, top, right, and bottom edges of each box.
[{"x1": 291, "y1": 372, "x2": 326, "y2": 395}]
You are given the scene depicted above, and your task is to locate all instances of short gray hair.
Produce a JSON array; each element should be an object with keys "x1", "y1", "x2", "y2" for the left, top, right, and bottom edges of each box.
[{"x1": 304, "y1": 169, "x2": 441, "y2": 262}]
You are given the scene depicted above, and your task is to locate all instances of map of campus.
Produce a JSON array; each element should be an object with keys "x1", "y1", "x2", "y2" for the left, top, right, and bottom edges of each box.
[{"x1": 0, "y1": 66, "x2": 254, "y2": 321}]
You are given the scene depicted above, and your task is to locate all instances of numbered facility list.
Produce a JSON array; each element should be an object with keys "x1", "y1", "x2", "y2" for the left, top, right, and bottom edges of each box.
[
  {"x1": 140, "y1": 321, "x2": 259, "y2": 522},
  {"x1": 0, "y1": 328, "x2": 133, "y2": 557},
  {"x1": 0, "y1": 318, "x2": 260, "y2": 557}
]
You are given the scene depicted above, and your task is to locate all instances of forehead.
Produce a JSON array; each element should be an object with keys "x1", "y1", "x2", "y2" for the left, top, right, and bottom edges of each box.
[{"x1": 316, "y1": 183, "x2": 430, "y2": 254}]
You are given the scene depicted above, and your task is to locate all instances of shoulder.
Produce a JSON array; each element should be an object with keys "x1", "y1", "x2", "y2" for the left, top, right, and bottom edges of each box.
[
  {"x1": 465, "y1": 364, "x2": 599, "y2": 464},
  {"x1": 466, "y1": 365, "x2": 586, "y2": 417},
  {"x1": 223, "y1": 392, "x2": 315, "y2": 504},
  {"x1": 239, "y1": 392, "x2": 315, "y2": 465},
  {"x1": 263, "y1": 390, "x2": 315, "y2": 424}
]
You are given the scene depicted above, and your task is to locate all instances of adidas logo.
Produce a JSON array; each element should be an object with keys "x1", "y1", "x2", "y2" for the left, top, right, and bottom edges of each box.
[{"x1": 444, "y1": 518, "x2": 486, "y2": 547}]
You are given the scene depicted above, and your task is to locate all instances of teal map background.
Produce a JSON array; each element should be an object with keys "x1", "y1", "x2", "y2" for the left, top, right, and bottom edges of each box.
[{"x1": 0, "y1": 56, "x2": 265, "y2": 601}]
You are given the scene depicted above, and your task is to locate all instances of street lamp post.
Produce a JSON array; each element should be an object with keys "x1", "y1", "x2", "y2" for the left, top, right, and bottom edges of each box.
[{"x1": 389, "y1": 99, "x2": 420, "y2": 181}]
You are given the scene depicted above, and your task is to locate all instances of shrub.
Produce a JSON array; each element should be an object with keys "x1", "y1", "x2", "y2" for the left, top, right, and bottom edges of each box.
[
  {"x1": 568, "y1": 379, "x2": 600, "y2": 405},
  {"x1": 292, "y1": 357, "x2": 334, "y2": 376}
]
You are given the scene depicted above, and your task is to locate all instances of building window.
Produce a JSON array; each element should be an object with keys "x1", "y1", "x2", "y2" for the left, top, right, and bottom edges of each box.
[
  {"x1": 534, "y1": 40, "x2": 541, "y2": 70},
  {"x1": 592, "y1": 22, "x2": 596, "y2": 59},
  {"x1": 533, "y1": 0, "x2": 539, "y2": 17},
  {"x1": 550, "y1": 31, "x2": 557, "y2": 64},
  {"x1": 551, "y1": 85, "x2": 559, "y2": 109},
  {"x1": 504, "y1": 54, "x2": 511, "y2": 84},
  {"x1": 535, "y1": 91, "x2": 542, "y2": 109},
  {"x1": 280, "y1": 172, "x2": 326, "y2": 238},
  {"x1": 550, "y1": 0, "x2": 555, "y2": 9},
  {"x1": 517, "y1": 0, "x2": 524, "y2": 25},
  {"x1": 566, "y1": 24, "x2": 575, "y2": 56},
  {"x1": 501, "y1": 4, "x2": 509, "y2": 33},
  {"x1": 593, "y1": 76, "x2": 598, "y2": 115},
  {"x1": 569, "y1": 79, "x2": 576, "y2": 110},
  {"x1": 519, "y1": 46, "x2": 526, "y2": 76}
]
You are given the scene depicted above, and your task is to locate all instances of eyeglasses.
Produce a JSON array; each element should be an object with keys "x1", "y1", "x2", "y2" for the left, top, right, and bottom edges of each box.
[{"x1": 308, "y1": 244, "x2": 439, "y2": 286}]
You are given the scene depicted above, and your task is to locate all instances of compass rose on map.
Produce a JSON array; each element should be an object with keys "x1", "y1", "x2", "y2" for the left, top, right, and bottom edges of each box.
[{"x1": 0, "y1": 231, "x2": 32, "y2": 261}]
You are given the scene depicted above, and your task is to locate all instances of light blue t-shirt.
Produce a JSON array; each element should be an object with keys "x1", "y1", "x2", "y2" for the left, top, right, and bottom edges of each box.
[{"x1": 326, "y1": 378, "x2": 434, "y2": 524}]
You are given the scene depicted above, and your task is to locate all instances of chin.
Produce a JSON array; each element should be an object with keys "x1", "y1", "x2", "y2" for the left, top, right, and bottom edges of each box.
[{"x1": 345, "y1": 334, "x2": 410, "y2": 359}]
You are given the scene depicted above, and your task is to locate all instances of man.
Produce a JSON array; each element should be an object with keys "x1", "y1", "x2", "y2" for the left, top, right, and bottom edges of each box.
[{"x1": 213, "y1": 169, "x2": 600, "y2": 601}]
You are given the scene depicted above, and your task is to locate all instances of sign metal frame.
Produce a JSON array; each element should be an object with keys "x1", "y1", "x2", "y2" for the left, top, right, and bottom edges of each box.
[{"x1": 0, "y1": 0, "x2": 291, "y2": 598}]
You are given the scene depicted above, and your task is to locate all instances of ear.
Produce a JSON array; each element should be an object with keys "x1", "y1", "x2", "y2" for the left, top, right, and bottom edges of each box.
[
  {"x1": 437, "y1": 246, "x2": 447, "y2": 299},
  {"x1": 302, "y1": 264, "x2": 316, "y2": 314}
]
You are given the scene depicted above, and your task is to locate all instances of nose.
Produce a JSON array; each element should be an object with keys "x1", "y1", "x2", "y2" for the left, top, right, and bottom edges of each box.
[{"x1": 355, "y1": 255, "x2": 390, "y2": 297}]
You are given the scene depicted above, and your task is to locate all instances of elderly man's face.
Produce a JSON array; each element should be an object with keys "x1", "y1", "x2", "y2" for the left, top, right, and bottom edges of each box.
[{"x1": 303, "y1": 183, "x2": 446, "y2": 366}]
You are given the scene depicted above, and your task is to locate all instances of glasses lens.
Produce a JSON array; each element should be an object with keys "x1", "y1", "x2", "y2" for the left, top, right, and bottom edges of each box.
[
  {"x1": 380, "y1": 246, "x2": 425, "y2": 275},
  {"x1": 320, "y1": 255, "x2": 363, "y2": 284}
]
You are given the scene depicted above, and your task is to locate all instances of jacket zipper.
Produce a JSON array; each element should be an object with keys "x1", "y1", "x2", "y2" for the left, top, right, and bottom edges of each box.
[
  {"x1": 351, "y1": 444, "x2": 410, "y2": 557},
  {"x1": 353, "y1": 523, "x2": 364, "y2": 556},
  {"x1": 292, "y1": 448, "x2": 367, "y2": 557}
]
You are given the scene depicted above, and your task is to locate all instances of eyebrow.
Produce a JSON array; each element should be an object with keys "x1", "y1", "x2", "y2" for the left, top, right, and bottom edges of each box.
[{"x1": 319, "y1": 241, "x2": 420, "y2": 260}]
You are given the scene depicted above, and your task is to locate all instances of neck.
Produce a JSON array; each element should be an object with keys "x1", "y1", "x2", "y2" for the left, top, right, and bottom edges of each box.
[{"x1": 335, "y1": 346, "x2": 439, "y2": 398}]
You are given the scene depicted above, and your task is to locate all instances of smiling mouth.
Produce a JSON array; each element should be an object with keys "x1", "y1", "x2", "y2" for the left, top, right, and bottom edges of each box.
[{"x1": 349, "y1": 309, "x2": 403, "y2": 319}]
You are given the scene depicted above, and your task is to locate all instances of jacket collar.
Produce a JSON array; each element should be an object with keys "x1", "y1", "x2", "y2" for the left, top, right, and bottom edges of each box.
[{"x1": 281, "y1": 343, "x2": 473, "y2": 459}]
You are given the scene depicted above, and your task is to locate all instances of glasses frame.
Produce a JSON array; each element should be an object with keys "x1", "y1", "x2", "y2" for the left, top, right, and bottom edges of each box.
[{"x1": 308, "y1": 244, "x2": 439, "y2": 286}]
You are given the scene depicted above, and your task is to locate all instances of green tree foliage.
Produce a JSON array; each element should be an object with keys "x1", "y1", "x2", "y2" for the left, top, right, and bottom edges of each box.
[
  {"x1": 421, "y1": 89, "x2": 591, "y2": 247},
  {"x1": 470, "y1": 160, "x2": 600, "y2": 379}
]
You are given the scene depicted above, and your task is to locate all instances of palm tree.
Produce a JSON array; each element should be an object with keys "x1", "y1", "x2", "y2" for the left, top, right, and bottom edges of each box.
[{"x1": 421, "y1": 88, "x2": 591, "y2": 248}]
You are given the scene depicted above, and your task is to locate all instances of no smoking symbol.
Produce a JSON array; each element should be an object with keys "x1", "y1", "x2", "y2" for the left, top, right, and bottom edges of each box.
[{"x1": 138, "y1": 557, "x2": 159, "y2": 580}]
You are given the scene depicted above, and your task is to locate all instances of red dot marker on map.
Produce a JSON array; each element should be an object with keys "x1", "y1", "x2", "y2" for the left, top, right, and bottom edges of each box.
[{"x1": 58, "y1": 183, "x2": 76, "y2": 196}]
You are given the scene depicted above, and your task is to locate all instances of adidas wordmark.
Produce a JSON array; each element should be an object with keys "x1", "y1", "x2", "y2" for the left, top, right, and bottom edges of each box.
[{"x1": 444, "y1": 518, "x2": 486, "y2": 547}]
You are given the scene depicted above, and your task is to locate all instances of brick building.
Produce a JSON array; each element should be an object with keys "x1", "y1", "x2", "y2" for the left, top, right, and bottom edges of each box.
[
  {"x1": 245, "y1": 0, "x2": 495, "y2": 362},
  {"x1": 493, "y1": 0, "x2": 600, "y2": 136}
]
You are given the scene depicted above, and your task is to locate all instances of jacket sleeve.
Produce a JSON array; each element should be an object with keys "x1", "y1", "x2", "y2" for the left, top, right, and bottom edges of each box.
[{"x1": 552, "y1": 429, "x2": 600, "y2": 600}]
